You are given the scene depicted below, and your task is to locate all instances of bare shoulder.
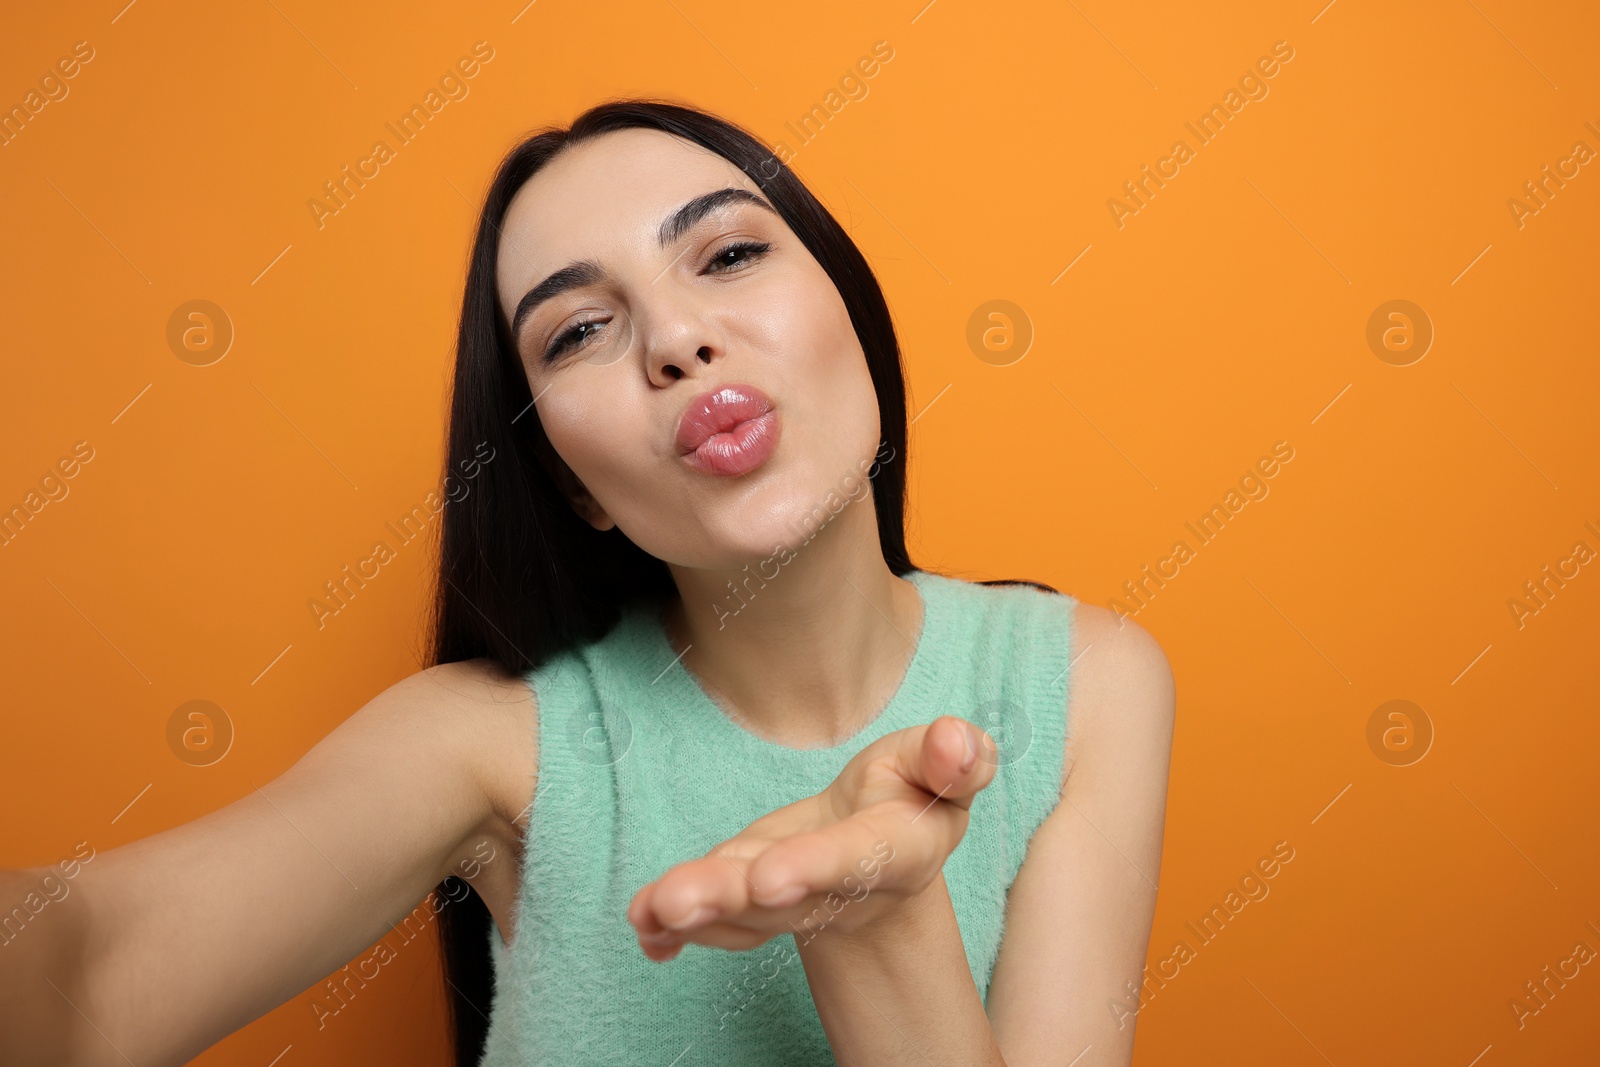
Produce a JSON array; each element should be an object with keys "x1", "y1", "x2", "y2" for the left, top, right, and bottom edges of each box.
[
  {"x1": 1061, "y1": 602, "x2": 1175, "y2": 786},
  {"x1": 394, "y1": 658, "x2": 539, "y2": 828},
  {"x1": 983, "y1": 605, "x2": 1175, "y2": 1061},
  {"x1": 402, "y1": 656, "x2": 540, "y2": 719},
  {"x1": 379, "y1": 659, "x2": 539, "y2": 945}
]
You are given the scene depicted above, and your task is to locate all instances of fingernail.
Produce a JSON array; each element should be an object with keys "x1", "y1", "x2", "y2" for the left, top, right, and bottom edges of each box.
[
  {"x1": 961, "y1": 722, "x2": 979, "y2": 772},
  {"x1": 664, "y1": 904, "x2": 716, "y2": 930}
]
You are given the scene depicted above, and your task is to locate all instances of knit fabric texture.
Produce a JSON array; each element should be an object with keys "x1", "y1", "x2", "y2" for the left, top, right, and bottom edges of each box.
[{"x1": 477, "y1": 567, "x2": 1079, "y2": 1066}]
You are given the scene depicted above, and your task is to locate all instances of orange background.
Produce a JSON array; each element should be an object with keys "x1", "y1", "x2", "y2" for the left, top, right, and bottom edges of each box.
[{"x1": 3, "y1": 1, "x2": 1597, "y2": 1064}]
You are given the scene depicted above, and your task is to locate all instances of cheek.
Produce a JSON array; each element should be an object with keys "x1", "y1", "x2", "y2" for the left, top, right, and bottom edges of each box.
[
  {"x1": 804, "y1": 307, "x2": 879, "y2": 453},
  {"x1": 764, "y1": 275, "x2": 875, "y2": 428},
  {"x1": 540, "y1": 381, "x2": 648, "y2": 489}
]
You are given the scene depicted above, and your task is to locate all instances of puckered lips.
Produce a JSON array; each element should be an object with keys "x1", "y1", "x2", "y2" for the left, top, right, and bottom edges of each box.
[{"x1": 674, "y1": 383, "x2": 781, "y2": 477}]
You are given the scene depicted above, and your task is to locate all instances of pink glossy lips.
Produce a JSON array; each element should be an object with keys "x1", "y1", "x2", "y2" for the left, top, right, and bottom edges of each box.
[{"x1": 674, "y1": 384, "x2": 781, "y2": 476}]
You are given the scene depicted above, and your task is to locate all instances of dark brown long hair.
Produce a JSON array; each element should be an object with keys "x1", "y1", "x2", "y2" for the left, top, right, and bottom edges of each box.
[{"x1": 424, "y1": 97, "x2": 1055, "y2": 1066}]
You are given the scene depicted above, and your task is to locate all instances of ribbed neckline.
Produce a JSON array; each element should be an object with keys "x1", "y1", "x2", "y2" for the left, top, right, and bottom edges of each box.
[{"x1": 639, "y1": 569, "x2": 946, "y2": 758}]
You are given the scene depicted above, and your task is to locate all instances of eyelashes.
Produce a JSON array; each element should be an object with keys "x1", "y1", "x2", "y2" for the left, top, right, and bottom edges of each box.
[
  {"x1": 703, "y1": 239, "x2": 771, "y2": 275},
  {"x1": 543, "y1": 319, "x2": 605, "y2": 363},
  {"x1": 541, "y1": 239, "x2": 774, "y2": 363}
]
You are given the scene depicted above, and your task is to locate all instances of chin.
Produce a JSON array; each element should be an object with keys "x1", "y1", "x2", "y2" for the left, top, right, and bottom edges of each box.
[{"x1": 767, "y1": 475, "x2": 874, "y2": 552}]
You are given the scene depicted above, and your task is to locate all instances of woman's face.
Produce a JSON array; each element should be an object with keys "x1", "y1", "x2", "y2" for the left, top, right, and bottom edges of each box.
[{"x1": 494, "y1": 127, "x2": 883, "y2": 569}]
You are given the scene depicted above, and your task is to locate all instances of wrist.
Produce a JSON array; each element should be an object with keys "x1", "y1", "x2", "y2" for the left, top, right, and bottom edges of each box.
[{"x1": 794, "y1": 869, "x2": 947, "y2": 963}]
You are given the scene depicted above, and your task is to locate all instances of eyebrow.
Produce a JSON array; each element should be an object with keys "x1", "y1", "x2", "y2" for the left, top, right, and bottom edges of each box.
[{"x1": 508, "y1": 187, "x2": 778, "y2": 344}]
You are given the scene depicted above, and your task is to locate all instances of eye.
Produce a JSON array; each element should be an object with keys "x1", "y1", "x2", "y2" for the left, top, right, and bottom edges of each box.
[
  {"x1": 544, "y1": 317, "x2": 609, "y2": 362},
  {"x1": 702, "y1": 239, "x2": 771, "y2": 274}
]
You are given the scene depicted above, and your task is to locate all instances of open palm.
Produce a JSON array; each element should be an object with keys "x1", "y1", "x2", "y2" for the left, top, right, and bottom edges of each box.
[{"x1": 626, "y1": 714, "x2": 998, "y2": 961}]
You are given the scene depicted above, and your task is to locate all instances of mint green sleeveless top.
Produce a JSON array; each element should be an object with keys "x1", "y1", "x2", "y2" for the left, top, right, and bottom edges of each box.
[{"x1": 478, "y1": 568, "x2": 1078, "y2": 1066}]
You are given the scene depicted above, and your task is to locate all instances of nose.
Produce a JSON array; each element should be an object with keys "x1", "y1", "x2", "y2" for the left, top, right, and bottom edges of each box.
[
  {"x1": 639, "y1": 289, "x2": 722, "y2": 385},
  {"x1": 648, "y1": 343, "x2": 714, "y2": 383}
]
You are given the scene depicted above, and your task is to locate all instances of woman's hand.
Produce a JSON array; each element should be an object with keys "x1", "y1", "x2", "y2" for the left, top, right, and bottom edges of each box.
[{"x1": 626, "y1": 714, "x2": 997, "y2": 961}]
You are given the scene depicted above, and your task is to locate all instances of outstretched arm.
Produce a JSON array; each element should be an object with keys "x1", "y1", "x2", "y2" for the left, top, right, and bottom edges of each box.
[{"x1": 0, "y1": 658, "x2": 536, "y2": 1067}]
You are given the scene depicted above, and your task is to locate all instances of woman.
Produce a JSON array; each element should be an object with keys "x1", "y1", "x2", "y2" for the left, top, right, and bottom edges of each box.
[{"x1": 0, "y1": 99, "x2": 1174, "y2": 1067}]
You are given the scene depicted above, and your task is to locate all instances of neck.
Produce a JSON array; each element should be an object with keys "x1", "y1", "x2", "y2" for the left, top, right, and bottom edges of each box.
[{"x1": 660, "y1": 504, "x2": 923, "y2": 748}]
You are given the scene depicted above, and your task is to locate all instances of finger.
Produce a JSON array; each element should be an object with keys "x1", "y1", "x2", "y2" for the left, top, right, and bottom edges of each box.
[
  {"x1": 628, "y1": 880, "x2": 669, "y2": 936},
  {"x1": 637, "y1": 930, "x2": 684, "y2": 962},
  {"x1": 893, "y1": 715, "x2": 998, "y2": 811},
  {"x1": 641, "y1": 841, "x2": 761, "y2": 933},
  {"x1": 631, "y1": 872, "x2": 731, "y2": 937},
  {"x1": 638, "y1": 918, "x2": 780, "y2": 957},
  {"x1": 745, "y1": 813, "x2": 902, "y2": 909}
]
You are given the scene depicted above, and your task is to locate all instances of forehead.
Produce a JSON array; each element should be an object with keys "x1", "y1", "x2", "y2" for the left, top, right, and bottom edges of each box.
[{"x1": 495, "y1": 127, "x2": 760, "y2": 303}]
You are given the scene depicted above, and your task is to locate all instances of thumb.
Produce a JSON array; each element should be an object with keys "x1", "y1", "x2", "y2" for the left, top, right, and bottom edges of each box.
[{"x1": 897, "y1": 715, "x2": 998, "y2": 812}]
